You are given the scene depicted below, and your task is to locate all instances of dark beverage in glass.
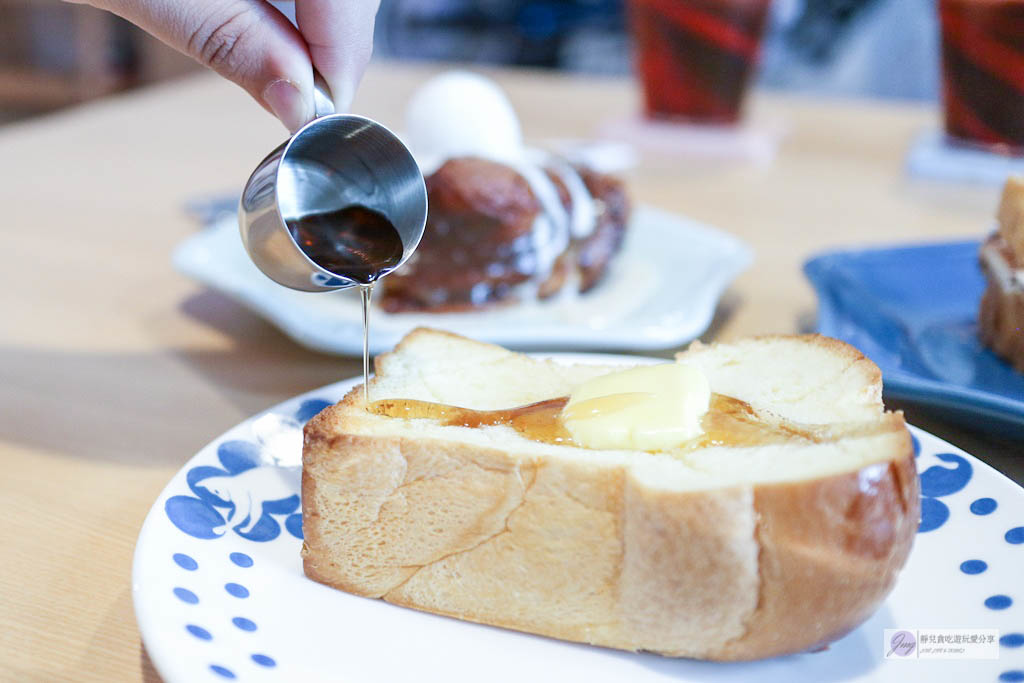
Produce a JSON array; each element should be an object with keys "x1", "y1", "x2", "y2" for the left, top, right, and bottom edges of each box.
[
  {"x1": 940, "y1": 0, "x2": 1024, "y2": 153},
  {"x1": 627, "y1": 0, "x2": 772, "y2": 124}
]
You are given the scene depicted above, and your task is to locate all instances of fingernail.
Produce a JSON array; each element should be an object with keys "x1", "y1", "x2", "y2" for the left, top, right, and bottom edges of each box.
[
  {"x1": 330, "y1": 80, "x2": 356, "y2": 114},
  {"x1": 263, "y1": 79, "x2": 310, "y2": 133}
]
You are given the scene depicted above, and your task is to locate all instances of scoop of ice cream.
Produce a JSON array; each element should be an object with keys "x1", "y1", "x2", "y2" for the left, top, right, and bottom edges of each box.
[{"x1": 404, "y1": 71, "x2": 524, "y2": 174}]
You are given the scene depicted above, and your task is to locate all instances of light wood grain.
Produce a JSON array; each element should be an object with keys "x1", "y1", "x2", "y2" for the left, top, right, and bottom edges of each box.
[{"x1": 0, "y1": 61, "x2": 1018, "y2": 682}]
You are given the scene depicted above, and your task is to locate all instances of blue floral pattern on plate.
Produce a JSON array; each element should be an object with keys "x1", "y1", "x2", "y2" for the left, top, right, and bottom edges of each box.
[
  {"x1": 804, "y1": 240, "x2": 1024, "y2": 438},
  {"x1": 917, "y1": 451, "x2": 973, "y2": 533},
  {"x1": 133, "y1": 364, "x2": 1024, "y2": 683},
  {"x1": 164, "y1": 399, "x2": 330, "y2": 542}
]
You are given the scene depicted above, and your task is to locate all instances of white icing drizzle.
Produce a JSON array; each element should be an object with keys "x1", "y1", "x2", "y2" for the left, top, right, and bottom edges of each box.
[
  {"x1": 507, "y1": 159, "x2": 571, "y2": 283},
  {"x1": 981, "y1": 235, "x2": 1024, "y2": 291},
  {"x1": 531, "y1": 150, "x2": 598, "y2": 240}
]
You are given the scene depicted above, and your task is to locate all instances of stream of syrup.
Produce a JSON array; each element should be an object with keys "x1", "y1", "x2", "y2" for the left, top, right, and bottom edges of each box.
[{"x1": 286, "y1": 205, "x2": 404, "y2": 403}]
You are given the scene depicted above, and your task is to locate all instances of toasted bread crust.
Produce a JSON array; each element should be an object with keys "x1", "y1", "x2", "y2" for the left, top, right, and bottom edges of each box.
[
  {"x1": 302, "y1": 332, "x2": 918, "y2": 660},
  {"x1": 979, "y1": 235, "x2": 1024, "y2": 372},
  {"x1": 980, "y1": 282, "x2": 1024, "y2": 372},
  {"x1": 710, "y1": 432, "x2": 917, "y2": 658},
  {"x1": 998, "y1": 175, "x2": 1024, "y2": 262}
]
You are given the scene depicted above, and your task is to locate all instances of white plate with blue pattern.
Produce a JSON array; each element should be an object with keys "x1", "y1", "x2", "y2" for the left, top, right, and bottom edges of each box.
[{"x1": 132, "y1": 354, "x2": 1024, "y2": 683}]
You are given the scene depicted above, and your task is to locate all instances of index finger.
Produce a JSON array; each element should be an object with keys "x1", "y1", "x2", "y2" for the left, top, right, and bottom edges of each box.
[{"x1": 294, "y1": 0, "x2": 380, "y2": 112}]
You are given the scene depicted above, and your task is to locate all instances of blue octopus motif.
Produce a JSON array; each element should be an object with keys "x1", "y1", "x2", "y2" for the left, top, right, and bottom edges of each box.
[{"x1": 165, "y1": 398, "x2": 331, "y2": 542}]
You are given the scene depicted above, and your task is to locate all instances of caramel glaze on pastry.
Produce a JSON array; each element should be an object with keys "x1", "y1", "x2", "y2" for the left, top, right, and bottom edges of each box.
[{"x1": 378, "y1": 157, "x2": 629, "y2": 312}]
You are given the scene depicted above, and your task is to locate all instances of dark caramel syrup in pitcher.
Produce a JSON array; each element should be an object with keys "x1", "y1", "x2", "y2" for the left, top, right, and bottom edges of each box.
[
  {"x1": 369, "y1": 394, "x2": 821, "y2": 451},
  {"x1": 288, "y1": 205, "x2": 403, "y2": 284},
  {"x1": 286, "y1": 205, "x2": 404, "y2": 404}
]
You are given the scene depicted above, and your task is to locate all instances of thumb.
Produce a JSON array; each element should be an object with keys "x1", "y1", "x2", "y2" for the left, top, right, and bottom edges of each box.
[{"x1": 80, "y1": 0, "x2": 316, "y2": 132}]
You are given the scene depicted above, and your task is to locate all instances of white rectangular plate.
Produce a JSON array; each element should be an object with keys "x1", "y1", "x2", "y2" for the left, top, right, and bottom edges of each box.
[{"x1": 173, "y1": 205, "x2": 752, "y2": 354}]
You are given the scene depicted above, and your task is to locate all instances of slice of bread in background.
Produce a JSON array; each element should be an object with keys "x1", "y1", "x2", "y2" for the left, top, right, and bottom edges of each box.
[
  {"x1": 998, "y1": 174, "x2": 1024, "y2": 261},
  {"x1": 302, "y1": 329, "x2": 918, "y2": 660},
  {"x1": 981, "y1": 175, "x2": 1024, "y2": 371}
]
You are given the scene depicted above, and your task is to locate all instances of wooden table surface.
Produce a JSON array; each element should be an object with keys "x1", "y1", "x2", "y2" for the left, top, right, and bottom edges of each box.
[{"x1": 1, "y1": 61, "x2": 1020, "y2": 681}]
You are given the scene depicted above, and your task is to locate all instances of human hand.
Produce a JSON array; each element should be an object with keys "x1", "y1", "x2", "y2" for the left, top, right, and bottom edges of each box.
[{"x1": 69, "y1": 0, "x2": 380, "y2": 132}]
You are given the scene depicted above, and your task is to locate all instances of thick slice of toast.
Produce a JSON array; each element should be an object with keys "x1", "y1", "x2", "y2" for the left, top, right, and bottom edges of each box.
[{"x1": 302, "y1": 329, "x2": 917, "y2": 660}]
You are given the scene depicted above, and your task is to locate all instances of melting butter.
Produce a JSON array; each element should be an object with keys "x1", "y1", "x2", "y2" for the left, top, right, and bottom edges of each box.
[{"x1": 562, "y1": 363, "x2": 711, "y2": 451}]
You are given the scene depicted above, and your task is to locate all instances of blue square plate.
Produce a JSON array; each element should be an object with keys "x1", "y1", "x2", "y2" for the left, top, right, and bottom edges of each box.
[{"x1": 804, "y1": 240, "x2": 1024, "y2": 438}]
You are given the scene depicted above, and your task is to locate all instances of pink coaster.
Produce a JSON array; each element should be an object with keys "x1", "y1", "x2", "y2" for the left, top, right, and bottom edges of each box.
[
  {"x1": 597, "y1": 115, "x2": 787, "y2": 165},
  {"x1": 906, "y1": 129, "x2": 1024, "y2": 185}
]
